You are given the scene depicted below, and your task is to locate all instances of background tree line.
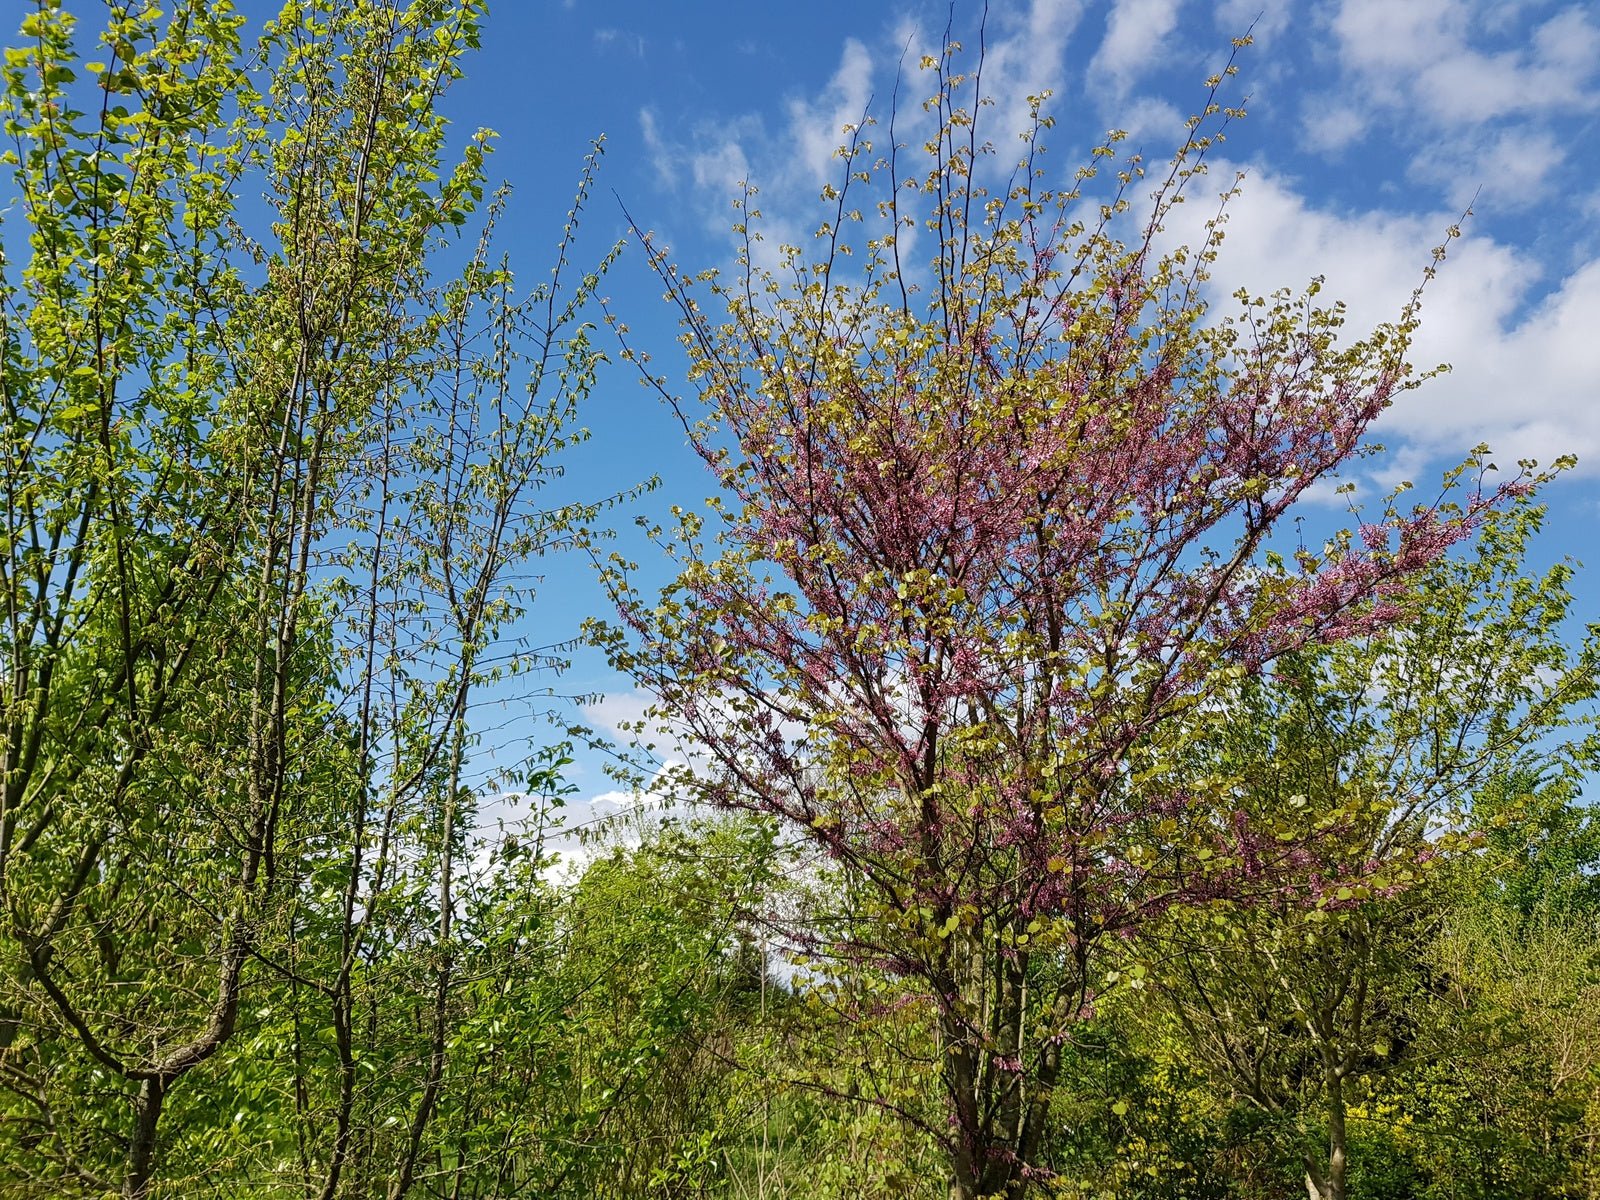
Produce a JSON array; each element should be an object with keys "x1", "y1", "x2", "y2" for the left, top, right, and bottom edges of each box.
[{"x1": 0, "y1": 2, "x2": 1595, "y2": 1198}]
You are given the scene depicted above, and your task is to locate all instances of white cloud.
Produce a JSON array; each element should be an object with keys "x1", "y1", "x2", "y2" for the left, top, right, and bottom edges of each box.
[
  {"x1": 689, "y1": 136, "x2": 752, "y2": 206},
  {"x1": 1215, "y1": 0, "x2": 1292, "y2": 44},
  {"x1": 1415, "y1": 44, "x2": 1600, "y2": 125},
  {"x1": 1532, "y1": 5, "x2": 1600, "y2": 85},
  {"x1": 1090, "y1": 0, "x2": 1185, "y2": 96},
  {"x1": 638, "y1": 107, "x2": 676, "y2": 189},
  {"x1": 583, "y1": 689, "x2": 662, "y2": 741},
  {"x1": 1367, "y1": 445, "x2": 1435, "y2": 496},
  {"x1": 787, "y1": 37, "x2": 875, "y2": 185},
  {"x1": 531, "y1": 686, "x2": 707, "y2": 877},
  {"x1": 1331, "y1": 0, "x2": 1600, "y2": 125},
  {"x1": 1171, "y1": 162, "x2": 1600, "y2": 475},
  {"x1": 519, "y1": 761, "x2": 696, "y2": 883},
  {"x1": 581, "y1": 689, "x2": 721, "y2": 780},
  {"x1": 593, "y1": 27, "x2": 646, "y2": 58},
  {"x1": 625, "y1": 1, "x2": 1100, "y2": 281},
  {"x1": 1417, "y1": 256, "x2": 1600, "y2": 472},
  {"x1": 1115, "y1": 94, "x2": 1184, "y2": 141},
  {"x1": 1408, "y1": 127, "x2": 1566, "y2": 212},
  {"x1": 983, "y1": 0, "x2": 1088, "y2": 144},
  {"x1": 625, "y1": 3, "x2": 1600, "y2": 481},
  {"x1": 1300, "y1": 100, "x2": 1368, "y2": 153},
  {"x1": 1330, "y1": 0, "x2": 1466, "y2": 74}
]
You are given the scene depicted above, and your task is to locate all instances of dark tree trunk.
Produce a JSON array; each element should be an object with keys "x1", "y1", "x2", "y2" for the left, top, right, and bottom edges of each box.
[{"x1": 124, "y1": 1077, "x2": 166, "y2": 1200}]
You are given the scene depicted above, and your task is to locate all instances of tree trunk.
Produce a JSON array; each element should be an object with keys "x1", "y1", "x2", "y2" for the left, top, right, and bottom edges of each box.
[
  {"x1": 124, "y1": 1077, "x2": 166, "y2": 1200},
  {"x1": 945, "y1": 1073, "x2": 984, "y2": 1200},
  {"x1": 939, "y1": 990, "x2": 985, "y2": 1200},
  {"x1": 1326, "y1": 1066, "x2": 1348, "y2": 1200},
  {"x1": 1302, "y1": 1066, "x2": 1349, "y2": 1200}
]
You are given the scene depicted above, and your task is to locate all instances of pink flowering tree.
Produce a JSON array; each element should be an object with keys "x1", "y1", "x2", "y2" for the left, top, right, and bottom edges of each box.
[{"x1": 596, "y1": 44, "x2": 1520, "y2": 1200}]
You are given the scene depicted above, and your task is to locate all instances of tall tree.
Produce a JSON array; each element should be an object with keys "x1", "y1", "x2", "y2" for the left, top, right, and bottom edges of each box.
[
  {"x1": 597, "y1": 37, "x2": 1525, "y2": 1199},
  {"x1": 0, "y1": 2, "x2": 614, "y2": 1195}
]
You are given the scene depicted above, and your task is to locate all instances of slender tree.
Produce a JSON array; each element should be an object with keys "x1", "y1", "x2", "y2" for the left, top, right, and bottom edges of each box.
[
  {"x1": 597, "y1": 37, "x2": 1524, "y2": 1198},
  {"x1": 0, "y1": 2, "x2": 616, "y2": 1194}
]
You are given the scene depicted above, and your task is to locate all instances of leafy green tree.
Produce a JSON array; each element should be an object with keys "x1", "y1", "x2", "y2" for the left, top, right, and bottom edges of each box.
[
  {"x1": 425, "y1": 814, "x2": 782, "y2": 1199},
  {"x1": 1147, "y1": 492, "x2": 1600, "y2": 1200},
  {"x1": 0, "y1": 2, "x2": 615, "y2": 1195},
  {"x1": 1384, "y1": 768, "x2": 1600, "y2": 1199}
]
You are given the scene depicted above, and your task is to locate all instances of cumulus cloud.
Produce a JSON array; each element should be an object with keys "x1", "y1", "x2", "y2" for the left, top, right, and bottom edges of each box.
[
  {"x1": 1214, "y1": 0, "x2": 1291, "y2": 43},
  {"x1": 1329, "y1": 0, "x2": 1600, "y2": 125},
  {"x1": 1331, "y1": 0, "x2": 1465, "y2": 76},
  {"x1": 1408, "y1": 127, "x2": 1566, "y2": 212},
  {"x1": 1090, "y1": 0, "x2": 1184, "y2": 96},
  {"x1": 584, "y1": 689, "x2": 663, "y2": 742},
  {"x1": 787, "y1": 37, "x2": 875, "y2": 184},
  {"x1": 1176, "y1": 162, "x2": 1600, "y2": 475},
  {"x1": 1300, "y1": 101, "x2": 1368, "y2": 153},
  {"x1": 626, "y1": 0, "x2": 1094, "y2": 282},
  {"x1": 1114, "y1": 94, "x2": 1184, "y2": 141},
  {"x1": 475, "y1": 763, "x2": 694, "y2": 886},
  {"x1": 983, "y1": 0, "x2": 1088, "y2": 139},
  {"x1": 1420, "y1": 257, "x2": 1600, "y2": 471}
]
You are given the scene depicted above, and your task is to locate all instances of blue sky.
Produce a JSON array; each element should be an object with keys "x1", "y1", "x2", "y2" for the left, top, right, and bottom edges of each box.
[{"x1": 234, "y1": 0, "x2": 1600, "y2": 823}]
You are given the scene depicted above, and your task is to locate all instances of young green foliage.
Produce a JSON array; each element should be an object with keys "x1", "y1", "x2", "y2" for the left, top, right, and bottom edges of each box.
[
  {"x1": 1148, "y1": 492, "x2": 1600, "y2": 1200},
  {"x1": 0, "y1": 2, "x2": 616, "y2": 1195}
]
